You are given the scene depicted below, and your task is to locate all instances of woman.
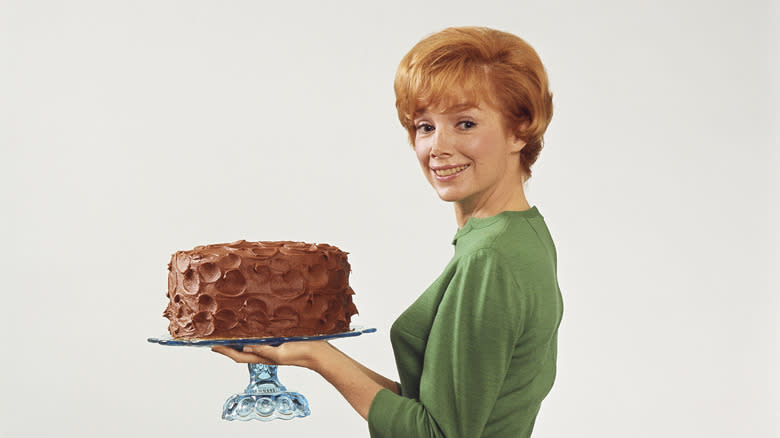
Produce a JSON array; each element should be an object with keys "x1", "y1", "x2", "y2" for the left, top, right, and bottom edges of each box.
[{"x1": 213, "y1": 26, "x2": 563, "y2": 437}]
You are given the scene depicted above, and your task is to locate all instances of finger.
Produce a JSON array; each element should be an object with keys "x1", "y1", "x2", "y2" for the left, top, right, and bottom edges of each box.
[
  {"x1": 211, "y1": 346, "x2": 273, "y2": 364},
  {"x1": 243, "y1": 344, "x2": 277, "y2": 356},
  {"x1": 211, "y1": 345, "x2": 243, "y2": 361},
  {"x1": 214, "y1": 347, "x2": 264, "y2": 363},
  {"x1": 242, "y1": 345, "x2": 280, "y2": 364}
]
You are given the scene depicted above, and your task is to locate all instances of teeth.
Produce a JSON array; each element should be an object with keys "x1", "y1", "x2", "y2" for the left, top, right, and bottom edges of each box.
[{"x1": 434, "y1": 165, "x2": 469, "y2": 176}]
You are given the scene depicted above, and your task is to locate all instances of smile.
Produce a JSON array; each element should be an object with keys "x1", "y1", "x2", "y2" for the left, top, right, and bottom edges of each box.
[{"x1": 433, "y1": 164, "x2": 470, "y2": 177}]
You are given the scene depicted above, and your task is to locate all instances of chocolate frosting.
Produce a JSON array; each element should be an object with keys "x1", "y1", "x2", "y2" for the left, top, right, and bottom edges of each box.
[{"x1": 163, "y1": 240, "x2": 359, "y2": 339}]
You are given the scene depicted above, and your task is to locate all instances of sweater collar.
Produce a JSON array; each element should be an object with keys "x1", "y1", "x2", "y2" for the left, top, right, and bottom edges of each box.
[{"x1": 451, "y1": 205, "x2": 541, "y2": 246}]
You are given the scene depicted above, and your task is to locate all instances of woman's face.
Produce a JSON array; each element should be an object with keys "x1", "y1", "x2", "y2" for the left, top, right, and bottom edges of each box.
[{"x1": 412, "y1": 100, "x2": 526, "y2": 210}]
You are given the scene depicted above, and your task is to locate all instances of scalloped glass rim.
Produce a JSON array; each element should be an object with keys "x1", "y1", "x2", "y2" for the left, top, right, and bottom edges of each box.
[{"x1": 147, "y1": 325, "x2": 376, "y2": 347}]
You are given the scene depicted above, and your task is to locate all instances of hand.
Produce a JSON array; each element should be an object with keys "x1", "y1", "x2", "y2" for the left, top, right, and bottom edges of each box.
[{"x1": 211, "y1": 340, "x2": 330, "y2": 371}]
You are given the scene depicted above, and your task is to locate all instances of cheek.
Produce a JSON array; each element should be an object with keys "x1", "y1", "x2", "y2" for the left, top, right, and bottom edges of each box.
[
  {"x1": 414, "y1": 144, "x2": 429, "y2": 167},
  {"x1": 464, "y1": 134, "x2": 501, "y2": 163}
]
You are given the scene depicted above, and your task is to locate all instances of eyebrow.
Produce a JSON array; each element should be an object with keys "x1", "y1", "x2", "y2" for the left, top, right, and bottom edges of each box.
[
  {"x1": 415, "y1": 102, "x2": 480, "y2": 119},
  {"x1": 445, "y1": 102, "x2": 480, "y2": 113}
]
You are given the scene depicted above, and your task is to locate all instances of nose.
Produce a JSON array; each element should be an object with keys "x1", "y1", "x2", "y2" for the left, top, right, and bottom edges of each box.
[{"x1": 430, "y1": 129, "x2": 452, "y2": 158}]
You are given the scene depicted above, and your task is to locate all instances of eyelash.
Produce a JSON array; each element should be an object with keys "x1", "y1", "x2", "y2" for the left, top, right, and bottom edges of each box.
[{"x1": 414, "y1": 120, "x2": 476, "y2": 132}]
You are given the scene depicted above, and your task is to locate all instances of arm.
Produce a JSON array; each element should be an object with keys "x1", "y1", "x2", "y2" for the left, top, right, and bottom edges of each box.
[
  {"x1": 328, "y1": 342, "x2": 401, "y2": 395},
  {"x1": 309, "y1": 342, "x2": 387, "y2": 419},
  {"x1": 212, "y1": 340, "x2": 398, "y2": 420}
]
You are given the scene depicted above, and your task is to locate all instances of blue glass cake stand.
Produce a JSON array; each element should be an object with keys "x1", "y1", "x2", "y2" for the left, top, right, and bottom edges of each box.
[{"x1": 148, "y1": 326, "x2": 376, "y2": 421}]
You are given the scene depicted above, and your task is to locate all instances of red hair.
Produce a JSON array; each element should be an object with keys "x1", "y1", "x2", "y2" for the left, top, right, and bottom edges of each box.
[{"x1": 394, "y1": 26, "x2": 554, "y2": 180}]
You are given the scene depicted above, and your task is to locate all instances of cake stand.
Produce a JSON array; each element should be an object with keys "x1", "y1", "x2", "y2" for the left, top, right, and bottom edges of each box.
[{"x1": 148, "y1": 326, "x2": 376, "y2": 421}]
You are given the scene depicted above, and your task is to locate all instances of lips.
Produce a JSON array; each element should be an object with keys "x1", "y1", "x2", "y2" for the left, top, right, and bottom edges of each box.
[{"x1": 432, "y1": 164, "x2": 470, "y2": 177}]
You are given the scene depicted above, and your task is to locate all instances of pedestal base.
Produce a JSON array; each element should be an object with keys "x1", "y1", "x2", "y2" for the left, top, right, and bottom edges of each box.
[{"x1": 222, "y1": 392, "x2": 310, "y2": 421}]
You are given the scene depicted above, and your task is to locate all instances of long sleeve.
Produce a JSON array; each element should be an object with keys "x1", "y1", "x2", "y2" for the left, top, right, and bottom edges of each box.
[{"x1": 368, "y1": 249, "x2": 525, "y2": 437}]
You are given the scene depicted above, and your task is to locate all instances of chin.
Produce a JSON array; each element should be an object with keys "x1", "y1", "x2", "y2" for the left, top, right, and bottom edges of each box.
[{"x1": 434, "y1": 189, "x2": 463, "y2": 203}]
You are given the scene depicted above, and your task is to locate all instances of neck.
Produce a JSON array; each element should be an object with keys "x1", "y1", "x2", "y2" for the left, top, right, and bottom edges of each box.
[{"x1": 454, "y1": 177, "x2": 531, "y2": 228}]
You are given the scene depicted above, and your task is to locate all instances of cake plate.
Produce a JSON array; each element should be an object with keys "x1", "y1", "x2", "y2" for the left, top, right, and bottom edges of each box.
[{"x1": 148, "y1": 326, "x2": 376, "y2": 421}]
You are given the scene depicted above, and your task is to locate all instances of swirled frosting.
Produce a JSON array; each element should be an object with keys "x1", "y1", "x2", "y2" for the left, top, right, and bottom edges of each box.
[{"x1": 163, "y1": 240, "x2": 359, "y2": 339}]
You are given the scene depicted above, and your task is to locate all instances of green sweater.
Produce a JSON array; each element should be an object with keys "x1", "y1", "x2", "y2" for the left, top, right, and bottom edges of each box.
[{"x1": 368, "y1": 206, "x2": 563, "y2": 437}]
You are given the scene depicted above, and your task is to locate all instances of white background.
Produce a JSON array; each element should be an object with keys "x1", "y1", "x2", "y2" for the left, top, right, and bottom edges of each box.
[{"x1": 2, "y1": 0, "x2": 778, "y2": 437}]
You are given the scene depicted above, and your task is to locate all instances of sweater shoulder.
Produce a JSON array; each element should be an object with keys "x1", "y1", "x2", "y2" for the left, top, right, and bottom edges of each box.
[{"x1": 456, "y1": 214, "x2": 553, "y2": 270}]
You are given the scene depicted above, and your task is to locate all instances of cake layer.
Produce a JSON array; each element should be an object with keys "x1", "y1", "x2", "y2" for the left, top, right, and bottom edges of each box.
[{"x1": 164, "y1": 240, "x2": 358, "y2": 339}]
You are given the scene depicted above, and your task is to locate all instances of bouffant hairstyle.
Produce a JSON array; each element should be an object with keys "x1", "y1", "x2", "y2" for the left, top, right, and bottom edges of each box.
[{"x1": 394, "y1": 26, "x2": 553, "y2": 180}]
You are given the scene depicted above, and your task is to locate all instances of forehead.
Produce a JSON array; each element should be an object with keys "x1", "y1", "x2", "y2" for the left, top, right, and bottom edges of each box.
[
  {"x1": 412, "y1": 70, "x2": 497, "y2": 118},
  {"x1": 414, "y1": 88, "x2": 493, "y2": 118}
]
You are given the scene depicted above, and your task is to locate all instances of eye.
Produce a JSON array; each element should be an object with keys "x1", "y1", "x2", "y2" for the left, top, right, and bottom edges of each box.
[
  {"x1": 415, "y1": 123, "x2": 434, "y2": 133},
  {"x1": 458, "y1": 120, "x2": 476, "y2": 129}
]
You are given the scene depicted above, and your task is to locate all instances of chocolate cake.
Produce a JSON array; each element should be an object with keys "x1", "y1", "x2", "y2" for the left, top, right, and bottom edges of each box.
[{"x1": 163, "y1": 240, "x2": 358, "y2": 339}]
